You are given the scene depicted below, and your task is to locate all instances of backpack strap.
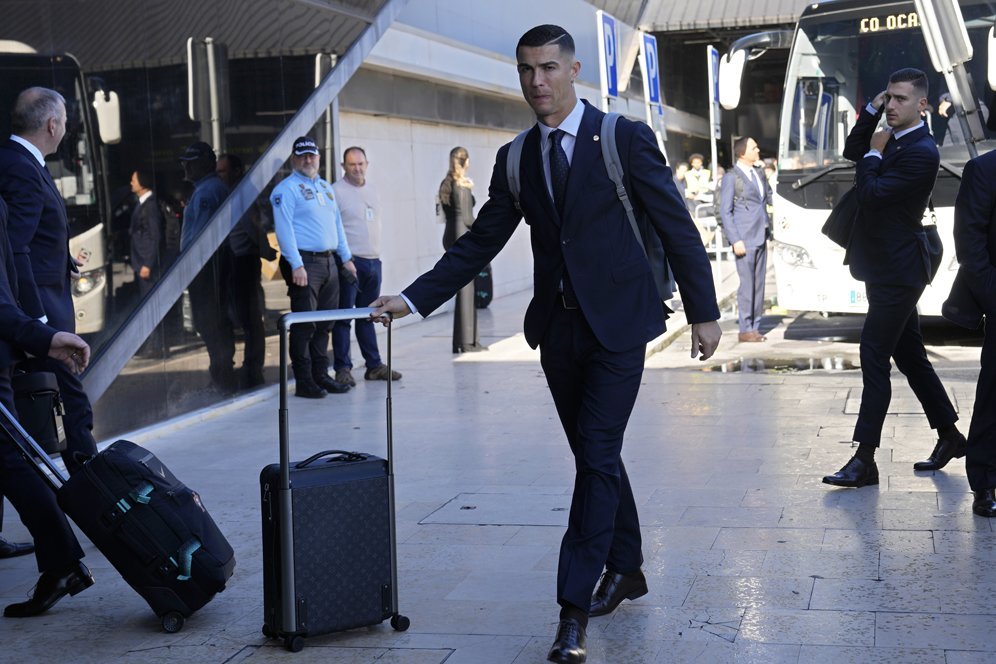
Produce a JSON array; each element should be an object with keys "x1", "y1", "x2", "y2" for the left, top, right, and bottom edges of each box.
[
  {"x1": 505, "y1": 128, "x2": 530, "y2": 212},
  {"x1": 600, "y1": 113, "x2": 646, "y2": 254}
]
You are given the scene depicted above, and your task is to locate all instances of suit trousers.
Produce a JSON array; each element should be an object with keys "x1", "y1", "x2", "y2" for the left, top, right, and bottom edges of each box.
[
  {"x1": 853, "y1": 282, "x2": 957, "y2": 445},
  {"x1": 333, "y1": 256, "x2": 384, "y2": 371},
  {"x1": 0, "y1": 367, "x2": 83, "y2": 572},
  {"x1": 280, "y1": 254, "x2": 338, "y2": 383},
  {"x1": 231, "y1": 253, "x2": 266, "y2": 382},
  {"x1": 189, "y1": 248, "x2": 236, "y2": 391},
  {"x1": 735, "y1": 244, "x2": 766, "y2": 333},
  {"x1": 967, "y1": 318, "x2": 996, "y2": 490},
  {"x1": 37, "y1": 282, "x2": 98, "y2": 473},
  {"x1": 540, "y1": 304, "x2": 645, "y2": 611}
]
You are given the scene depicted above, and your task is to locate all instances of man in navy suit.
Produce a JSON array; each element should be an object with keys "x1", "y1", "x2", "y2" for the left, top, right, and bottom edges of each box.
[
  {"x1": 128, "y1": 169, "x2": 163, "y2": 300},
  {"x1": 948, "y1": 151, "x2": 996, "y2": 517},
  {"x1": 719, "y1": 136, "x2": 771, "y2": 342},
  {"x1": 0, "y1": 87, "x2": 99, "y2": 474},
  {"x1": 372, "y1": 25, "x2": 721, "y2": 664},
  {"x1": 0, "y1": 194, "x2": 95, "y2": 618},
  {"x1": 823, "y1": 69, "x2": 965, "y2": 489}
]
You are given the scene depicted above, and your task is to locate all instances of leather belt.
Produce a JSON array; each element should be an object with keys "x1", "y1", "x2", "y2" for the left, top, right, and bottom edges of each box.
[{"x1": 299, "y1": 249, "x2": 334, "y2": 257}]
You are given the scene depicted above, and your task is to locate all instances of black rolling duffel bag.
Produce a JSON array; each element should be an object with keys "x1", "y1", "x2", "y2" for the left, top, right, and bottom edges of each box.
[
  {"x1": 261, "y1": 308, "x2": 409, "y2": 652},
  {"x1": 0, "y1": 402, "x2": 235, "y2": 633}
]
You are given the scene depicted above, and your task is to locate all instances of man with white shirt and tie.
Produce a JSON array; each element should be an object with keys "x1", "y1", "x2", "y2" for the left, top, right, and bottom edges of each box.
[
  {"x1": 719, "y1": 136, "x2": 771, "y2": 343},
  {"x1": 370, "y1": 24, "x2": 721, "y2": 664},
  {"x1": 822, "y1": 68, "x2": 966, "y2": 489}
]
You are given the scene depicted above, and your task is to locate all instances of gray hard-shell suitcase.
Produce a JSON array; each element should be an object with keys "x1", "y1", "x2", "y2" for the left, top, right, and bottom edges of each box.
[{"x1": 260, "y1": 308, "x2": 409, "y2": 652}]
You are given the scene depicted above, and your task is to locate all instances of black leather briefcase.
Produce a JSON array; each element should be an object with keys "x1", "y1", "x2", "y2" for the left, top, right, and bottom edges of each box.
[
  {"x1": 821, "y1": 186, "x2": 859, "y2": 248},
  {"x1": 12, "y1": 367, "x2": 66, "y2": 455}
]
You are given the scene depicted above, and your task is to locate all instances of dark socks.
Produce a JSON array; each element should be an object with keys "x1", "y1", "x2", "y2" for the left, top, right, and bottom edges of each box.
[
  {"x1": 938, "y1": 424, "x2": 960, "y2": 440},
  {"x1": 559, "y1": 602, "x2": 588, "y2": 629},
  {"x1": 855, "y1": 443, "x2": 876, "y2": 463}
]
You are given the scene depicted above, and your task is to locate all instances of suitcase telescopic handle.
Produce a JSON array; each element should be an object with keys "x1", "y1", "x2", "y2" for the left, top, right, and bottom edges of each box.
[
  {"x1": 277, "y1": 308, "x2": 393, "y2": 490},
  {"x1": 0, "y1": 399, "x2": 68, "y2": 491}
]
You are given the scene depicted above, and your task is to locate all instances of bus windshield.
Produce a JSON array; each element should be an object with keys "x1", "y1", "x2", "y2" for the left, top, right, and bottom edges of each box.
[{"x1": 779, "y1": 0, "x2": 996, "y2": 173}]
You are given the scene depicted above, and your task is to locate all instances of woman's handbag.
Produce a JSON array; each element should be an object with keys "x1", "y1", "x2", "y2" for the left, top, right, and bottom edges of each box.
[{"x1": 821, "y1": 186, "x2": 859, "y2": 248}]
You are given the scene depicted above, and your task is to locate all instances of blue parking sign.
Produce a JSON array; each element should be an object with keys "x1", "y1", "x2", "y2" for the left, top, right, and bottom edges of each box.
[
  {"x1": 641, "y1": 33, "x2": 661, "y2": 105},
  {"x1": 597, "y1": 11, "x2": 618, "y2": 99}
]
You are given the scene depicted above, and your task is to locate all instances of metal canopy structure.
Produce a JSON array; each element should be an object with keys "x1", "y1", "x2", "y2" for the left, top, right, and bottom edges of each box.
[{"x1": 586, "y1": 0, "x2": 813, "y2": 31}]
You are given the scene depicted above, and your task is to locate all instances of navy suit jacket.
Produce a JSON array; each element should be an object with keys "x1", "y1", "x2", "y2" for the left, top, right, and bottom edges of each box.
[
  {"x1": 0, "y1": 197, "x2": 57, "y2": 370},
  {"x1": 0, "y1": 138, "x2": 75, "y2": 326},
  {"x1": 404, "y1": 101, "x2": 719, "y2": 352},
  {"x1": 843, "y1": 107, "x2": 939, "y2": 286},
  {"x1": 950, "y1": 150, "x2": 996, "y2": 315},
  {"x1": 130, "y1": 194, "x2": 162, "y2": 274}
]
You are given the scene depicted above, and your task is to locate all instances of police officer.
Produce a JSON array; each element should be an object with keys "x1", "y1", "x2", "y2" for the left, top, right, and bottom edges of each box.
[{"x1": 270, "y1": 137, "x2": 354, "y2": 398}]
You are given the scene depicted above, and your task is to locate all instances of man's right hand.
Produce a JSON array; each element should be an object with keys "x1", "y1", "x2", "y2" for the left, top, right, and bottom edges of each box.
[
  {"x1": 871, "y1": 89, "x2": 887, "y2": 111},
  {"x1": 292, "y1": 266, "x2": 308, "y2": 287},
  {"x1": 49, "y1": 331, "x2": 90, "y2": 374},
  {"x1": 369, "y1": 295, "x2": 412, "y2": 326},
  {"x1": 732, "y1": 240, "x2": 747, "y2": 257}
]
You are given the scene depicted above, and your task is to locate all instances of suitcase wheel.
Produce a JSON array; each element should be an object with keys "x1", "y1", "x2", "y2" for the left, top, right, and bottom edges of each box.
[
  {"x1": 391, "y1": 614, "x2": 410, "y2": 632},
  {"x1": 161, "y1": 611, "x2": 185, "y2": 633},
  {"x1": 284, "y1": 635, "x2": 305, "y2": 652},
  {"x1": 261, "y1": 623, "x2": 275, "y2": 639}
]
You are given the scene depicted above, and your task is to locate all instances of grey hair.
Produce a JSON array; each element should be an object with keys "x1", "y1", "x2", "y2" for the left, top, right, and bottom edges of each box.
[{"x1": 11, "y1": 87, "x2": 66, "y2": 135}]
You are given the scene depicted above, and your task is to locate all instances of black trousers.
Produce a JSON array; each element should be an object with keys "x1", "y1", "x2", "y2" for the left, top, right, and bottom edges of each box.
[
  {"x1": 968, "y1": 318, "x2": 996, "y2": 490},
  {"x1": 231, "y1": 253, "x2": 266, "y2": 382},
  {"x1": 539, "y1": 305, "x2": 645, "y2": 611},
  {"x1": 280, "y1": 254, "x2": 338, "y2": 382},
  {"x1": 189, "y1": 248, "x2": 236, "y2": 391},
  {"x1": 853, "y1": 282, "x2": 957, "y2": 445},
  {"x1": 0, "y1": 367, "x2": 83, "y2": 572}
]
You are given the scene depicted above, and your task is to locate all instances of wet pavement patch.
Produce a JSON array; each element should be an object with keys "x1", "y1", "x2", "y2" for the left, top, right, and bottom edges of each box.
[{"x1": 703, "y1": 357, "x2": 857, "y2": 373}]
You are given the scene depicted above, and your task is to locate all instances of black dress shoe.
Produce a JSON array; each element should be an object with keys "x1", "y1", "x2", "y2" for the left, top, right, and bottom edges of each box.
[
  {"x1": 914, "y1": 432, "x2": 967, "y2": 471},
  {"x1": 589, "y1": 569, "x2": 648, "y2": 617},
  {"x1": 4, "y1": 561, "x2": 93, "y2": 617},
  {"x1": 294, "y1": 381, "x2": 326, "y2": 399},
  {"x1": 823, "y1": 455, "x2": 879, "y2": 488},
  {"x1": 547, "y1": 618, "x2": 586, "y2": 663},
  {"x1": 315, "y1": 374, "x2": 350, "y2": 394},
  {"x1": 0, "y1": 536, "x2": 34, "y2": 559},
  {"x1": 972, "y1": 489, "x2": 996, "y2": 517}
]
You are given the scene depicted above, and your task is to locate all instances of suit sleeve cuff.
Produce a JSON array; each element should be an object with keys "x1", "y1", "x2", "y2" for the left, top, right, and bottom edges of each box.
[
  {"x1": 865, "y1": 102, "x2": 879, "y2": 115},
  {"x1": 399, "y1": 292, "x2": 422, "y2": 319},
  {"x1": 863, "y1": 150, "x2": 882, "y2": 160}
]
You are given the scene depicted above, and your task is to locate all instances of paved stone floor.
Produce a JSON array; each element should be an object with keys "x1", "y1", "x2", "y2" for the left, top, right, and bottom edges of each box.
[{"x1": 2, "y1": 265, "x2": 994, "y2": 663}]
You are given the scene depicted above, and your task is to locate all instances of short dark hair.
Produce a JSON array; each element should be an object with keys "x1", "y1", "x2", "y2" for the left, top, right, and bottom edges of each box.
[
  {"x1": 688, "y1": 153, "x2": 704, "y2": 164},
  {"x1": 133, "y1": 168, "x2": 154, "y2": 190},
  {"x1": 342, "y1": 146, "x2": 366, "y2": 162},
  {"x1": 217, "y1": 153, "x2": 244, "y2": 174},
  {"x1": 889, "y1": 68, "x2": 929, "y2": 98},
  {"x1": 516, "y1": 25, "x2": 575, "y2": 57},
  {"x1": 733, "y1": 136, "x2": 751, "y2": 158}
]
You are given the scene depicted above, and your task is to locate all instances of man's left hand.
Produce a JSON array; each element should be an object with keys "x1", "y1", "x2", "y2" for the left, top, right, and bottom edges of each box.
[
  {"x1": 690, "y1": 320, "x2": 721, "y2": 361},
  {"x1": 344, "y1": 260, "x2": 358, "y2": 281},
  {"x1": 870, "y1": 129, "x2": 892, "y2": 153}
]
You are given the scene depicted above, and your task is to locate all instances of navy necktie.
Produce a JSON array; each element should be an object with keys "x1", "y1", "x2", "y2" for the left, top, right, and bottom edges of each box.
[{"x1": 549, "y1": 129, "x2": 569, "y2": 217}]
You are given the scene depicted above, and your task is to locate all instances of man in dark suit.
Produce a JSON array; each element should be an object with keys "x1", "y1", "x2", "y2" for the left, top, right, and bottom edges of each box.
[
  {"x1": 0, "y1": 194, "x2": 94, "y2": 618},
  {"x1": 823, "y1": 69, "x2": 965, "y2": 488},
  {"x1": 948, "y1": 151, "x2": 996, "y2": 517},
  {"x1": 371, "y1": 25, "x2": 721, "y2": 664},
  {"x1": 0, "y1": 87, "x2": 98, "y2": 474},
  {"x1": 128, "y1": 169, "x2": 162, "y2": 300},
  {"x1": 719, "y1": 136, "x2": 771, "y2": 342}
]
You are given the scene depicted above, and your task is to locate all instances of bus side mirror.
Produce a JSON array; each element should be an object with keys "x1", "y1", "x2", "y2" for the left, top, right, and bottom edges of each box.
[
  {"x1": 719, "y1": 49, "x2": 746, "y2": 110},
  {"x1": 92, "y1": 90, "x2": 121, "y2": 145}
]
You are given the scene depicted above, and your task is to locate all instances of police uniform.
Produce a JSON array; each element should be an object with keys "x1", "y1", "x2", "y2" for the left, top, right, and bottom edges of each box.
[{"x1": 270, "y1": 137, "x2": 352, "y2": 396}]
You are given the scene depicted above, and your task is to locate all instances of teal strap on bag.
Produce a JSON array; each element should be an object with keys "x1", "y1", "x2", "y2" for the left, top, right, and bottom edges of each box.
[
  {"x1": 128, "y1": 481, "x2": 154, "y2": 505},
  {"x1": 174, "y1": 539, "x2": 202, "y2": 581}
]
